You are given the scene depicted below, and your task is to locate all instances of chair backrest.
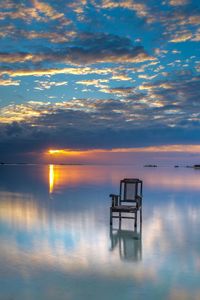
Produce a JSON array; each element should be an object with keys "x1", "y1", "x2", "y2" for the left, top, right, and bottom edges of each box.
[{"x1": 119, "y1": 178, "x2": 142, "y2": 204}]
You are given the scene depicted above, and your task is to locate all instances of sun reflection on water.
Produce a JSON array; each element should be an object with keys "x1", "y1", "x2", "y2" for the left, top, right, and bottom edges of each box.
[
  {"x1": 46, "y1": 164, "x2": 200, "y2": 193},
  {"x1": 49, "y1": 164, "x2": 54, "y2": 194}
]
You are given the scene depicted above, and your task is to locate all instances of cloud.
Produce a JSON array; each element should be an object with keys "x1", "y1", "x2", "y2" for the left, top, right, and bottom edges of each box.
[
  {"x1": 14, "y1": 30, "x2": 77, "y2": 43},
  {"x1": 0, "y1": 47, "x2": 153, "y2": 65},
  {"x1": 0, "y1": 1, "x2": 14, "y2": 9},
  {"x1": 101, "y1": 86, "x2": 135, "y2": 96},
  {"x1": 66, "y1": 33, "x2": 155, "y2": 64},
  {"x1": 32, "y1": 0, "x2": 64, "y2": 21},
  {"x1": 111, "y1": 74, "x2": 132, "y2": 81},
  {"x1": 68, "y1": 1, "x2": 86, "y2": 10},
  {"x1": 0, "y1": 0, "x2": 71, "y2": 24},
  {"x1": 139, "y1": 82, "x2": 173, "y2": 91},
  {"x1": 48, "y1": 144, "x2": 200, "y2": 154},
  {"x1": 192, "y1": 30, "x2": 200, "y2": 41},
  {"x1": 0, "y1": 119, "x2": 200, "y2": 160},
  {"x1": 0, "y1": 78, "x2": 20, "y2": 86},
  {"x1": 0, "y1": 102, "x2": 48, "y2": 123},
  {"x1": 169, "y1": 30, "x2": 193, "y2": 42},
  {"x1": 1, "y1": 70, "x2": 200, "y2": 159},
  {"x1": 1, "y1": 71, "x2": 200, "y2": 131},
  {"x1": 169, "y1": 0, "x2": 189, "y2": 6},
  {"x1": 0, "y1": 25, "x2": 16, "y2": 38},
  {"x1": 0, "y1": 67, "x2": 112, "y2": 77},
  {"x1": 34, "y1": 80, "x2": 68, "y2": 90},
  {"x1": 0, "y1": 33, "x2": 155, "y2": 66},
  {"x1": 93, "y1": 0, "x2": 150, "y2": 20},
  {"x1": 0, "y1": 53, "x2": 38, "y2": 63},
  {"x1": 76, "y1": 79, "x2": 109, "y2": 89},
  {"x1": 138, "y1": 74, "x2": 157, "y2": 80},
  {"x1": 0, "y1": 0, "x2": 199, "y2": 161}
]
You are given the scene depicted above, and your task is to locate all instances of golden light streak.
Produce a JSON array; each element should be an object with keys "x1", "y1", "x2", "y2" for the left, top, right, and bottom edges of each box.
[
  {"x1": 49, "y1": 164, "x2": 54, "y2": 194},
  {"x1": 48, "y1": 149, "x2": 83, "y2": 156},
  {"x1": 48, "y1": 145, "x2": 200, "y2": 155}
]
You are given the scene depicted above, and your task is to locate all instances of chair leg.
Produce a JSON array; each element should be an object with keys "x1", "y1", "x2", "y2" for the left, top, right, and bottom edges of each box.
[
  {"x1": 134, "y1": 211, "x2": 137, "y2": 228},
  {"x1": 140, "y1": 209, "x2": 142, "y2": 225},
  {"x1": 110, "y1": 208, "x2": 113, "y2": 226},
  {"x1": 119, "y1": 212, "x2": 121, "y2": 226}
]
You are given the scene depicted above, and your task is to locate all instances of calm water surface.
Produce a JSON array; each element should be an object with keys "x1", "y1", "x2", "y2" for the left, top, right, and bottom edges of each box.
[{"x1": 0, "y1": 165, "x2": 200, "y2": 300}]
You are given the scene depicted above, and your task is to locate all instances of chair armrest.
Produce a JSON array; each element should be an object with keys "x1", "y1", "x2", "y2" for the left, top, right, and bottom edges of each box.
[
  {"x1": 135, "y1": 195, "x2": 142, "y2": 209},
  {"x1": 109, "y1": 194, "x2": 119, "y2": 207}
]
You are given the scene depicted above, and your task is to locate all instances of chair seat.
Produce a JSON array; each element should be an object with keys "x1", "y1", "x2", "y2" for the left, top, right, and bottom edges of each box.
[{"x1": 111, "y1": 205, "x2": 137, "y2": 212}]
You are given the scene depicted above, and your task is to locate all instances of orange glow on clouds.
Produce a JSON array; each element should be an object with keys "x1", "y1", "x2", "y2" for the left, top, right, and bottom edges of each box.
[
  {"x1": 48, "y1": 145, "x2": 200, "y2": 155},
  {"x1": 45, "y1": 145, "x2": 200, "y2": 165}
]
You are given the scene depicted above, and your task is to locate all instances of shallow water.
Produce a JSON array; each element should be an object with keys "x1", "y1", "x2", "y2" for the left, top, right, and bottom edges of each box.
[{"x1": 0, "y1": 164, "x2": 200, "y2": 300}]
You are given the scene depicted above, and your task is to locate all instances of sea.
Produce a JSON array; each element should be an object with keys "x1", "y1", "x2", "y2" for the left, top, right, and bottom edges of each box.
[{"x1": 0, "y1": 164, "x2": 200, "y2": 300}]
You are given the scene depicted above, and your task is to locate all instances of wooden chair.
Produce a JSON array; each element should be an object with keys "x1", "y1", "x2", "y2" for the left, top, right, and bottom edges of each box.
[{"x1": 109, "y1": 178, "x2": 143, "y2": 227}]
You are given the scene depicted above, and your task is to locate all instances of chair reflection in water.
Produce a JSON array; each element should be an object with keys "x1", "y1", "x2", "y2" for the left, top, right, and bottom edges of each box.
[
  {"x1": 109, "y1": 178, "x2": 143, "y2": 228},
  {"x1": 110, "y1": 226, "x2": 142, "y2": 261}
]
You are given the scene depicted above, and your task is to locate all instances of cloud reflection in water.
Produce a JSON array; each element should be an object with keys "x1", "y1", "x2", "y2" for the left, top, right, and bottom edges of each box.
[{"x1": 0, "y1": 165, "x2": 200, "y2": 299}]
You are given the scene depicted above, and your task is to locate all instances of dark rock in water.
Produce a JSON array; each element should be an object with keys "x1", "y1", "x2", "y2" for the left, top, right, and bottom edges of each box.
[
  {"x1": 193, "y1": 164, "x2": 200, "y2": 169},
  {"x1": 174, "y1": 165, "x2": 179, "y2": 168}
]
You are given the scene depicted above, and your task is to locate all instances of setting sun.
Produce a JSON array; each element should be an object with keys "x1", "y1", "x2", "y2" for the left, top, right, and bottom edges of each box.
[
  {"x1": 48, "y1": 149, "x2": 83, "y2": 156},
  {"x1": 49, "y1": 149, "x2": 66, "y2": 154}
]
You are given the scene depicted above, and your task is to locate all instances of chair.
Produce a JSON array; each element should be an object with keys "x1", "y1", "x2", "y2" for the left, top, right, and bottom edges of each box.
[{"x1": 109, "y1": 178, "x2": 143, "y2": 227}]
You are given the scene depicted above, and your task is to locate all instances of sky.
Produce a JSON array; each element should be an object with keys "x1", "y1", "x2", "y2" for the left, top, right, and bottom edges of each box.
[{"x1": 0, "y1": 0, "x2": 200, "y2": 164}]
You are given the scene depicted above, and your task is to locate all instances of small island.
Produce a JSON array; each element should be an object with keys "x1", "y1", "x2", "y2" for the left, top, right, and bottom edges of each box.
[
  {"x1": 144, "y1": 164, "x2": 157, "y2": 168},
  {"x1": 193, "y1": 165, "x2": 200, "y2": 169}
]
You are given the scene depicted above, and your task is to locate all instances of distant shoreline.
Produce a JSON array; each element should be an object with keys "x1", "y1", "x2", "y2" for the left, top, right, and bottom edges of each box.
[{"x1": 1, "y1": 162, "x2": 200, "y2": 168}]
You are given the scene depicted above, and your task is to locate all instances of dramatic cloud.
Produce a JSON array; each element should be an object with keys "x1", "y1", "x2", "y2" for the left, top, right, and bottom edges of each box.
[
  {"x1": 0, "y1": 0, "x2": 200, "y2": 161},
  {"x1": 0, "y1": 67, "x2": 112, "y2": 77},
  {"x1": 1, "y1": 72, "x2": 200, "y2": 158},
  {"x1": 0, "y1": 34, "x2": 154, "y2": 66}
]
